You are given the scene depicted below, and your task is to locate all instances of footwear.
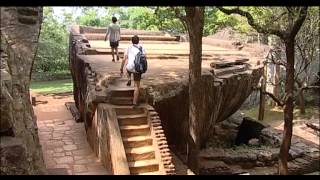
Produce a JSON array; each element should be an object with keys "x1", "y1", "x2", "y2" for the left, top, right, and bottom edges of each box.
[
  {"x1": 126, "y1": 80, "x2": 131, "y2": 86},
  {"x1": 112, "y1": 59, "x2": 115, "y2": 62},
  {"x1": 132, "y1": 104, "x2": 138, "y2": 109},
  {"x1": 117, "y1": 56, "x2": 120, "y2": 61}
]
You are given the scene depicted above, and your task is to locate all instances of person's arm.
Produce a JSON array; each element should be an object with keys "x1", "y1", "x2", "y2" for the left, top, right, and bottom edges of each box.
[
  {"x1": 143, "y1": 48, "x2": 147, "y2": 61},
  {"x1": 118, "y1": 27, "x2": 121, "y2": 41},
  {"x1": 105, "y1": 26, "x2": 110, "y2": 41},
  {"x1": 120, "y1": 48, "x2": 128, "y2": 76}
]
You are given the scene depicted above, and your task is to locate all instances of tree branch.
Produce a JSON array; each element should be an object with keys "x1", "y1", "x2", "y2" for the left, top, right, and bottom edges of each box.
[
  {"x1": 265, "y1": 50, "x2": 286, "y2": 67},
  {"x1": 171, "y1": 7, "x2": 188, "y2": 33},
  {"x1": 302, "y1": 86, "x2": 320, "y2": 90},
  {"x1": 263, "y1": 90, "x2": 285, "y2": 106},
  {"x1": 171, "y1": 6, "x2": 187, "y2": 23},
  {"x1": 254, "y1": 86, "x2": 285, "y2": 107},
  {"x1": 290, "y1": 7, "x2": 308, "y2": 37},
  {"x1": 216, "y1": 6, "x2": 286, "y2": 39}
]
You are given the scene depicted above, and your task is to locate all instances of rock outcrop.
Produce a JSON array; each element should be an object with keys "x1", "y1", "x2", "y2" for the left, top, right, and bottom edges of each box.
[
  {"x1": 0, "y1": 7, "x2": 45, "y2": 174},
  {"x1": 199, "y1": 115, "x2": 320, "y2": 175},
  {"x1": 68, "y1": 25, "x2": 268, "y2": 173}
]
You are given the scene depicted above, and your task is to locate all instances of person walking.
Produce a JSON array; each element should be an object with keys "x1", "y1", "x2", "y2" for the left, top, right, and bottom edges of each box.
[
  {"x1": 120, "y1": 35, "x2": 147, "y2": 108},
  {"x1": 105, "y1": 16, "x2": 120, "y2": 62}
]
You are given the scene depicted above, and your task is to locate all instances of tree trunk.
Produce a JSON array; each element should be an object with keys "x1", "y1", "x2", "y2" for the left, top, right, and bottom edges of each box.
[
  {"x1": 298, "y1": 89, "x2": 306, "y2": 114},
  {"x1": 185, "y1": 7, "x2": 204, "y2": 174},
  {"x1": 274, "y1": 63, "x2": 281, "y2": 106},
  {"x1": 258, "y1": 77, "x2": 266, "y2": 121},
  {"x1": 0, "y1": 7, "x2": 45, "y2": 174},
  {"x1": 278, "y1": 39, "x2": 295, "y2": 175},
  {"x1": 296, "y1": 79, "x2": 306, "y2": 115}
]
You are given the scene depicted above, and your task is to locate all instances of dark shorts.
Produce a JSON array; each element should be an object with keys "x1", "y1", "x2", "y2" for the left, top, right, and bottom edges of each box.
[
  {"x1": 127, "y1": 70, "x2": 142, "y2": 81},
  {"x1": 110, "y1": 41, "x2": 119, "y2": 48}
]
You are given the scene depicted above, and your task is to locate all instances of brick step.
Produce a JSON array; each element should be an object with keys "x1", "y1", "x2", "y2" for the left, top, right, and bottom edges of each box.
[
  {"x1": 125, "y1": 146, "x2": 155, "y2": 161},
  {"x1": 115, "y1": 107, "x2": 145, "y2": 116},
  {"x1": 135, "y1": 171, "x2": 160, "y2": 175},
  {"x1": 109, "y1": 89, "x2": 134, "y2": 97},
  {"x1": 128, "y1": 159, "x2": 159, "y2": 174},
  {"x1": 118, "y1": 114, "x2": 148, "y2": 126},
  {"x1": 120, "y1": 124, "x2": 150, "y2": 137},
  {"x1": 84, "y1": 33, "x2": 177, "y2": 41},
  {"x1": 110, "y1": 97, "x2": 133, "y2": 105},
  {"x1": 123, "y1": 135, "x2": 153, "y2": 148}
]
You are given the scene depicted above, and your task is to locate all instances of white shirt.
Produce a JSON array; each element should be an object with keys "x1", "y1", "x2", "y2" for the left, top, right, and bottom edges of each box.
[
  {"x1": 125, "y1": 44, "x2": 146, "y2": 73},
  {"x1": 106, "y1": 23, "x2": 120, "y2": 42}
]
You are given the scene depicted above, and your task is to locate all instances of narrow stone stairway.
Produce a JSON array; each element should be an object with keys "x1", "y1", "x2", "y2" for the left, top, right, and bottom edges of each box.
[{"x1": 108, "y1": 78, "x2": 161, "y2": 175}]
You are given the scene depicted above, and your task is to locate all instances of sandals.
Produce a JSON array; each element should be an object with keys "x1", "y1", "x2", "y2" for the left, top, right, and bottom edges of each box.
[
  {"x1": 126, "y1": 80, "x2": 131, "y2": 86},
  {"x1": 132, "y1": 103, "x2": 139, "y2": 109}
]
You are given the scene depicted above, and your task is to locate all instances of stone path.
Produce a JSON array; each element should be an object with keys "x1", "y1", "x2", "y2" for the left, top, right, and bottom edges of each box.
[{"x1": 34, "y1": 92, "x2": 110, "y2": 175}]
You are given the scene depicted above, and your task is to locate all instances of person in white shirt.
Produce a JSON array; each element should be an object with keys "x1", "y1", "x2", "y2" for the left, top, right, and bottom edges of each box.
[
  {"x1": 105, "y1": 17, "x2": 120, "y2": 62},
  {"x1": 120, "y1": 35, "x2": 146, "y2": 108}
]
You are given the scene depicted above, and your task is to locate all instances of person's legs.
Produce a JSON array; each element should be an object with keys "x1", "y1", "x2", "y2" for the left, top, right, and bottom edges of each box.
[
  {"x1": 132, "y1": 73, "x2": 142, "y2": 106},
  {"x1": 110, "y1": 41, "x2": 115, "y2": 62},
  {"x1": 111, "y1": 47, "x2": 115, "y2": 62},
  {"x1": 115, "y1": 47, "x2": 119, "y2": 61},
  {"x1": 126, "y1": 70, "x2": 131, "y2": 86},
  {"x1": 115, "y1": 41, "x2": 119, "y2": 61},
  {"x1": 133, "y1": 80, "x2": 140, "y2": 106}
]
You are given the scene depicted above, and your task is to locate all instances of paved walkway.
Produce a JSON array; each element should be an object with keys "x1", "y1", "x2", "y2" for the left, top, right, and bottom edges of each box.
[{"x1": 34, "y1": 93, "x2": 110, "y2": 175}]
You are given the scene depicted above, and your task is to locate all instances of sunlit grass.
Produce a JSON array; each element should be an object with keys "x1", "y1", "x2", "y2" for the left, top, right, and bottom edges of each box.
[
  {"x1": 240, "y1": 105, "x2": 319, "y2": 127},
  {"x1": 30, "y1": 79, "x2": 73, "y2": 94}
]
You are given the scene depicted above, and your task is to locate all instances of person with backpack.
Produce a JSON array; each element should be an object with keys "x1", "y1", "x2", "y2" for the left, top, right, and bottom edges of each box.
[
  {"x1": 105, "y1": 16, "x2": 120, "y2": 62},
  {"x1": 120, "y1": 35, "x2": 148, "y2": 108}
]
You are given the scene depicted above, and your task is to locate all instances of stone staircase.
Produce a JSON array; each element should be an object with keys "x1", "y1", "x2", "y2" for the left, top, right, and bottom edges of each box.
[{"x1": 107, "y1": 78, "x2": 174, "y2": 175}]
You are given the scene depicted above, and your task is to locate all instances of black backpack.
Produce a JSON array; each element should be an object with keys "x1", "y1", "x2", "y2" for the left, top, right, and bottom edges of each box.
[{"x1": 133, "y1": 45, "x2": 148, "y2": 74}]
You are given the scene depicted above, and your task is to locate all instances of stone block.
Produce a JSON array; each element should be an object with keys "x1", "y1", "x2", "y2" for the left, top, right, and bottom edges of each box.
[{"x1": 0, "y1": 136, "x2": 29, "y2": 175}]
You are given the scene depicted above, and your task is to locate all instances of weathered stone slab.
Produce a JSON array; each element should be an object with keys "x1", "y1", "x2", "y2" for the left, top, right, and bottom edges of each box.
[{"x1": 0, "y1": 137, "x2": 29, "y2": 175}]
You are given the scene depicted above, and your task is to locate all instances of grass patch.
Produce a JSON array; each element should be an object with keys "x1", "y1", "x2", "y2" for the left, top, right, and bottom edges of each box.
[
  {"x1": 30, "y1": 79, "x2": 73, "y2": 94},
  {"x1": 31, "y1": 71, "x2": 71, "y2": 82},
  {"x1": 240, "y1": 105, "x2": 319, "y2": 127}
]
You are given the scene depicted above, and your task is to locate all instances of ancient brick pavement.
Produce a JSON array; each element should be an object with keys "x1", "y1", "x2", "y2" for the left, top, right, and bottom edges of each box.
[{"x1": 34, "y1": 93, "x2": 110, "y2": 175}]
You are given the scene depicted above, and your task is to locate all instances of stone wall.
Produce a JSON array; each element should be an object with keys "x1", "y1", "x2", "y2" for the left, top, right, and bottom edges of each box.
[
  {"x1": 0, "y1": 7, "x2": 45, "y2": 174},
  {"x1": 86, "y1": 104, "x2": 130, "y2": 174},
  {"x1": 80, "y1": 26, "x2": 165, "y2": 36}
]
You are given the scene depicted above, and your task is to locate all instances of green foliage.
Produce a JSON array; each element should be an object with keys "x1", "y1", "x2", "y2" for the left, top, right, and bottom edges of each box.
[
  {"x1": 35, "y1": 6, "x2": 304, "y2": 79},
  {"x1": 76, "y1": 7, "x2": 108, "y2": 27},
  {"x1": 240, "y1": 104, "x2": 319, "y2": 127},
  {"x1": 126, "y1": 7, "x2": 158, "y2": 31},
  {"x1": 32, "y1": 71, "x2": 71, "y2": 82},
  {"x1": 30, "y1": 79, "x2": 73, "y2": 94},
  {"x1": 34, "y1": 7, "x2": 69, "y2": 74},
  {"x1": 154, "y1": 7, "x2": 185, "y2": 34}
]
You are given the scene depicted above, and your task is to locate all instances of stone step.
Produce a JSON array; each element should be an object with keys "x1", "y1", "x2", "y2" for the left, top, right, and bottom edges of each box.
[
  {"x1": 136, "y1": 171, "x2": 160, "y2": 175},
  {"x1": 84, "y1": 33, "x2": 177, "y2": 41},
  {"x1": 128, "y1": 159, "x2": 159, "y2": 174},
  {"x1": 118, "y1": 114, "x2": 148, "y2": 126},
  {"x1": 110, "y1": 97, "x2": 133, "y2": 105},
  {"x1": 109, "y1": 89, "x2": 134, "y2": 97},
  {"x1": 120, "y1": 124, "x2": 151, "y2": 137},
  {"x1": 125, "y1": 146, "x2": 155, "y2": 161},
  {"x1": 115, "y1": 107, "x2": 145, "y2": 116},
  {"x1": 123, "y1": 136, "x2": 153, "y2": 148}
]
